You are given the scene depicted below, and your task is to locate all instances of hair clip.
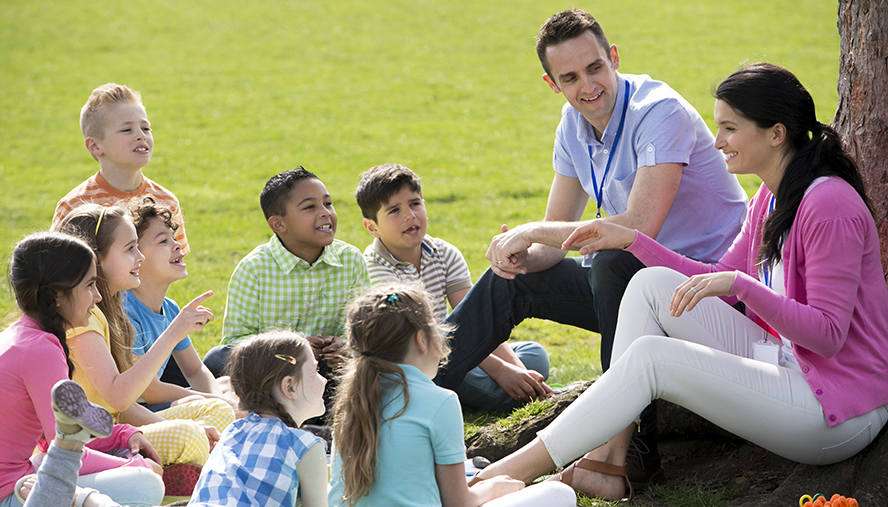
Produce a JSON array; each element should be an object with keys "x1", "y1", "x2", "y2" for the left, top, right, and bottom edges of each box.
[
  {"x1": 387, "y1": 293, "x2": 400, "y2": 303},
  {"x1": 95, "y1": 207, "x2": 107, "y2": 236},
  {"x1": 360, "y1": 350, "x2": 373, "y2": 357},
  {"x1": 274, "y1": 354, "x2": 298, "y2": 365}
]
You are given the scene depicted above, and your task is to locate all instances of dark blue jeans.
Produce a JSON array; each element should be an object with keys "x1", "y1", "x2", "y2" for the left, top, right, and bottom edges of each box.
[{"x1": 435, "y1": 250, "x2": 645, "y2": 389}]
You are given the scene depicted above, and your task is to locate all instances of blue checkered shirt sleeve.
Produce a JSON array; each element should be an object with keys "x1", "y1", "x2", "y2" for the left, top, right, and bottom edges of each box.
[{"x1": 190, "y1": 414, "x2": 323, "y2": 506}]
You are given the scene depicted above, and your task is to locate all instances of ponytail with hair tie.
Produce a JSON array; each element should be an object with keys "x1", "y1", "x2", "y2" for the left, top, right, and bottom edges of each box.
[{"x1": 332, "y1": 283, "x2": 449, "y2": 506}]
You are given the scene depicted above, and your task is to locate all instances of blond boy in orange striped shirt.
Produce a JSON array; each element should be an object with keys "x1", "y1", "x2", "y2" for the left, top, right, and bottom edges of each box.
[{"x1": 52, "y1": 83, "x2": 189, "y2": 255}]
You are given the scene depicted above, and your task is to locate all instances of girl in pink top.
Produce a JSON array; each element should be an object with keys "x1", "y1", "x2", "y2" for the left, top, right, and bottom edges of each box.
[
  {"x1": 0, "y1": 232, "x2": 163, "y2": 507},
  {"x1": 470, "y1": 63, "x2": 888, "y2": 501}
]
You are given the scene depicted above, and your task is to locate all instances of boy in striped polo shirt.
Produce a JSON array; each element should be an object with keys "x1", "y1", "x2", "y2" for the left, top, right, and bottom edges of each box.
[
  {"x1": 53, "y1": 83, "x2": 189, "y2": 255},
  {"x1": 356, "y1": 163, "x2": 551, "y2": 412}
]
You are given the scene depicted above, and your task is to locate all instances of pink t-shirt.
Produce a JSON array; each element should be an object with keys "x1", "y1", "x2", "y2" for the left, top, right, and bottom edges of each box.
[{"x1": 0, "y1": 316, "x2": 150, "y2": 499}]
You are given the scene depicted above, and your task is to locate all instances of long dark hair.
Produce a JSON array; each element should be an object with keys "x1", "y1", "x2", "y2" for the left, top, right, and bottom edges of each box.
[
  {"x1": 9, "y1": 232, "x2": 96, "y2": 377},
  {"x1": 714, "y1": 63, "x2": 874, "y2": 266},
  {"x1": 332, "y1": 283, "x2": 450, "y2": 507}
]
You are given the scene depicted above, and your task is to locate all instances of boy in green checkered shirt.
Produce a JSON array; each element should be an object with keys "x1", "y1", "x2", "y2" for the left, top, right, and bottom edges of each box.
[{"x1": 204, "y1": 168, "x2": 369, "y2": 414}]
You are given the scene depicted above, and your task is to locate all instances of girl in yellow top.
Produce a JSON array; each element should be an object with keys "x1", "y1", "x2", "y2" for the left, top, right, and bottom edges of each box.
[{"x1": 56, "y1": 204, "x2": 234, "y2": 468}]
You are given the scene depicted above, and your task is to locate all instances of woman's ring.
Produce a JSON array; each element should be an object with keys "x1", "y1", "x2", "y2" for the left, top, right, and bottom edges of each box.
[
  {"x1": 497, "y1": 260, "x2": 502, "y2": 264},
  {"x1": 690, "y1": 287, "x2": 698, "y2": 294}
]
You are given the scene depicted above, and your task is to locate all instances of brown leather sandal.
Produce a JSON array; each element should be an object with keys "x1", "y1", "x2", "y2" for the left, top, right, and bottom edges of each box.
[{"x1": 554, "y1": 457, "x2": 634, "y2": 501}]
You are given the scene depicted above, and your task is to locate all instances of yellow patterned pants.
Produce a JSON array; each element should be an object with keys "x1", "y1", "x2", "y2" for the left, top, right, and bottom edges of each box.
[{"x1": 139, "y1": 398, "x2": 235, "y2": 466}]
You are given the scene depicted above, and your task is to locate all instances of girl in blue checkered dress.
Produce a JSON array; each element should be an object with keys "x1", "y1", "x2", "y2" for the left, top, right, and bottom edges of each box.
[{"x1": 189, "y1": 331, "x2": 329, "y2": 507}]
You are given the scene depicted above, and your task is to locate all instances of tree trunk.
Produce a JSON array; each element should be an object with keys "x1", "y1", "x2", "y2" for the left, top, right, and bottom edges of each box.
[{"x1": 834, "y1": 0, "x2": 888, "y2": 278}]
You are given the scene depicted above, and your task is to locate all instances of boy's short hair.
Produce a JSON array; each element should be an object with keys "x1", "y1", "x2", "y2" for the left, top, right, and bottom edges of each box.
[
  {"x1": 355, "y1": 164, "x2": 422, "y2": 221},
  {"x1": 128, "y1": 196, "x2": 180, "y2": 238},
  {"x1": 80, "y1": 83, "x2": 143, "y2": 140},
  {"x1": 536, "y1": 8, "x2": 611, "y2": 78},
  {"x1": 260, "y1": 166, "x2": 319, "y2": 219}
]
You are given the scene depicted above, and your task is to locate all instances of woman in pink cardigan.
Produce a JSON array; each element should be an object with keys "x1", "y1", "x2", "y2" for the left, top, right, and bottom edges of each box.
[
  {"x1": 471, "y1": 63, "x2": 888, "y2": 501},
  {"x1": 0, "y1": 232, "x2": 164, "y2": 507}
]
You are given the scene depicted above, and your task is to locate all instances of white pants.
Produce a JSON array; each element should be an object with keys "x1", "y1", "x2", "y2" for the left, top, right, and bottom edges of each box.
[
  {"x1": 481, "y1": 482, "x2": 575, "y2": 507},
  {"x1": 539, "y1": 266, "x2": 888, "y2": 467}
]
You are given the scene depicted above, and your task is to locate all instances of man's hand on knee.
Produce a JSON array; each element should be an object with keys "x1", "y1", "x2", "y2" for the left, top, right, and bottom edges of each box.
[{"x1": 486, "y1": 224, "x2": 530, "y2": 279}]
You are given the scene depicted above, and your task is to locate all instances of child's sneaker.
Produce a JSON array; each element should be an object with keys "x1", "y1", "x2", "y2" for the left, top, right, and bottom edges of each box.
[{"x1": 51, "y1": 380, "x2": 113, "y2": 442}]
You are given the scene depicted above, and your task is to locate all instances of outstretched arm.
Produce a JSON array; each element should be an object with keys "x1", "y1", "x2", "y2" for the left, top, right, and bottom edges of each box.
[
  {"x1": 607, "y1": 163, "x2": 682, "y2": 237},
  {"x1": 68, "y1": 292, "x2": 214, "y2": 412},
  {"x1": 560, "y1": 163, "x2": 682, "y2": 256},
  {"x1": 490, "y1": 162, "x2": 680, "y2": 278},
  {"x1": 561, "y1": 162, "x2": 682, "y2": 250},
  {"x1": 487, "y1": 174, "x2": 590, "y2": 279}
]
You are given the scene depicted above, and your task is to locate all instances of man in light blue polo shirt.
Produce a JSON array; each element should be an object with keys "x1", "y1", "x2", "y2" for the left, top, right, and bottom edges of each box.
[{"x1": 435, "y1": 7, "x2": 747, "y2": 490}]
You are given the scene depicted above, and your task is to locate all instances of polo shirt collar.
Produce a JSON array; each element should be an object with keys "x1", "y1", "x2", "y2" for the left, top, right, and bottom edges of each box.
[
  {"x1": 370, "y1": 236, "x2": 435, "y2": 267},
  {"x1": 268, "y1": 235, "x2": 344, "y2": 272},
  {"x1": 577, "y1": 73, "x2": 628, "y2": 147}
]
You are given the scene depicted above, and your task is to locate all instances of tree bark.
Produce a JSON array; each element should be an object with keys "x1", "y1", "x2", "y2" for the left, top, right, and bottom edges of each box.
[{"x1": 835, "y1": 0, "x2": 888, "y2": 278}]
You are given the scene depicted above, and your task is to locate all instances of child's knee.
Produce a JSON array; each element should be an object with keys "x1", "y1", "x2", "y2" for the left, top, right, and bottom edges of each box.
[
  {"x1": 177, "y1": 421, "x2": 210, "y2": 466},
  {"x1": 147, "y1": 420, "x2": 209, "y2": 466},
  {"x1": 203, "y1": 398, "x2": 235, "y2": 431},
  {"x1": 166, "y1": 398, "x2": 235, "y2": 431}
]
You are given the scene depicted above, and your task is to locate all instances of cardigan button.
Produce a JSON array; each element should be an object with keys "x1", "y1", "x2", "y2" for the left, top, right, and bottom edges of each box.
[
  {"x1": 815, "y1": 389, "x2": 823, "y2": 396},
  {"x1": 802, "y1": 365, "x2": 809, "y2": 373},
  {"x1": 829, "y1": 415, "x2": 837, "y2": 422}
]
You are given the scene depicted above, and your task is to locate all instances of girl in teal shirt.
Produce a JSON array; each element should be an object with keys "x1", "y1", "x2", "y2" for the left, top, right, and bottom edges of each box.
[{"x1": 328, "y1": 283, "x2": 575, "y2": 507}]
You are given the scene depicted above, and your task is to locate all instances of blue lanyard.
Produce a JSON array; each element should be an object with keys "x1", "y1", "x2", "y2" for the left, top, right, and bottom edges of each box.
[
  {"x1": 762, "y1": 194, "x2": 776, "y2": 288},
  {"x1": 589, "y1": 79, "x2": 631, "y2": 218}
]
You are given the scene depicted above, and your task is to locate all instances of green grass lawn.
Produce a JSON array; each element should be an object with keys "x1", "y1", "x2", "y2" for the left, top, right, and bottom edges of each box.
[
  {"x1": 1, "y1": 1, "x2": 842, "y2": 505},
  {"x1": 1, "y1": 1, "x2": 839, "y2": 379}
]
